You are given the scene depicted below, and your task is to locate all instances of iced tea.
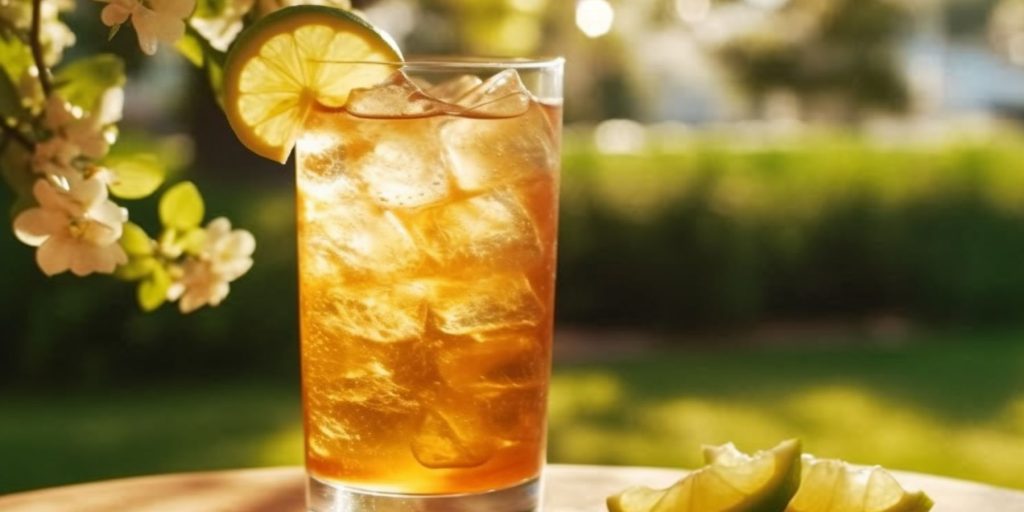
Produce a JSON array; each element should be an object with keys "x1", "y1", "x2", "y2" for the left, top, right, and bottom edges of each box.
[{"x1": 296, "y1": 68, "x2": 561, "y2": 495}]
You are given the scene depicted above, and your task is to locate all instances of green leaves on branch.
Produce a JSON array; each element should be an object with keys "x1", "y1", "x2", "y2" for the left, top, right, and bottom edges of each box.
[
  {"x1": 138, "y1": 265, "x2": 172, "y2": 312},
  {"x1": 54, "y1": 54, "x2": 126, "y2": 113},
  {"x1": 116, "y1": 180, "x2": 215, "y2": 311},
  {"x1": 159, "y1": 181, "x2": 205, "y2": 230},
  {"x1": 120, "y1": 222, "x2": 154, "y2": 257}
]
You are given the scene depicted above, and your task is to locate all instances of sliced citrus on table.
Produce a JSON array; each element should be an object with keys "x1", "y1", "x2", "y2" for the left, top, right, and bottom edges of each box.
[
  {"x1": 223, "y1": 5, "x2": 402, "y2": 163},
  {"x1": 785, "y1": 456, "x2": 934, "y2": 512},
  {"x1": 607, "y1": 439, "x2": 802, "y2": 512}
]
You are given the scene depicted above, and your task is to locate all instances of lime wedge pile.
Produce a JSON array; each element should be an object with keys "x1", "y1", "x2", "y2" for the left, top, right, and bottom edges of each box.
[
  {"x1": 607, "y1": 440, "x2": 933, "y2": 512},
  {"x1": 787, "y1": 456, "x2": 934, "y2": 512},
  {"x1": 608, "y1": 440, "x2": 801, "y2": 512}
]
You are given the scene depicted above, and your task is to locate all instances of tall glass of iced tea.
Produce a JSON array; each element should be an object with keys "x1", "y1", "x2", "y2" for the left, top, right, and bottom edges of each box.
[{"x1": 295, "y1": 58, "x2": 563, "y2": 511}]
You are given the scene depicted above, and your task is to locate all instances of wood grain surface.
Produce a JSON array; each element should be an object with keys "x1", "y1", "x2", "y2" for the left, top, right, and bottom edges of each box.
[{"x1": 1, "y1": 464, "x2": 1022, "y2": 511}]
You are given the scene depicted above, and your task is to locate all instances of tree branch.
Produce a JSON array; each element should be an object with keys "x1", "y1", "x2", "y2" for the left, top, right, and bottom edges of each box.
[
  {"x1": 1, "y1": 122, "x2": 33, "y2": 150},
  {"x1": 30, "y1": 0, "x2": 52, "y2": 97}
]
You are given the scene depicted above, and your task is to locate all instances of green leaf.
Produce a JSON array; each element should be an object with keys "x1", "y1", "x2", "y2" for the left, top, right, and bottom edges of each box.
[
  {"x1": 159, "y1": 181, "x2": 205, "y2": 230},
  {"x1": 105, "y1": 153, "x2": 166, "y2": 199},
  {"x1": 115, "y1": 256, "x2": 158, "y2": 281},
  {"x1": 175, "y1": 31, "x2": 205, "y2": 67},
  {"x1": 207, "y1": 57, "x2": 225, "y2": 108},
  {"x1": 54, "y1": 54, "x2": 126, "y2": 112},
  {"x1": 120, "y1": 221, "x2": 154, "y2": 256},
  {"x1": 179, "y1": 227, "x2": 208, "y2": 256},
  {"x1": 107, "y1": 131, "x2": 194, "y2": 175},
  {"x1": 0, "y1": 36, "x2": 32, "y2": 88},
  {"x1": 138, "y1": 264, "x2": 172, "y2": 312},
  {"x1": 0, "y1": 66, "x2": 26, "y2": 120}
]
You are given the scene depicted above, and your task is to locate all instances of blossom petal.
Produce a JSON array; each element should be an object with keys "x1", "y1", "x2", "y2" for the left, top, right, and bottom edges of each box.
[
  {"x1": 150, "y1": 14, "x2": 186, "y2": 44},
  {"x1": 179, "y1": 289, "x2": 206, "y2": 313},
  {"x1": 69, "y1": 175, "x2": 109, "y2": 213},
  {"x1": 69, "y1": 243, "x2": 118, "y2": 276},
  {"x1": 207, "y1": 281, "x2": 230, "y2": 306},
  {"x1": 32, "y1": 179, "x2": 69, "y2": 211},
  {"x1": 206, "y1": 217, "x2": 231, "y2": 239},
  {"x1": 151, "y1": 0, "x2": 196, "y2": 19},
  {"x1": 224, "y1": 230, "x2": 256, "y2": 258},
  {"x1": 101, "y1": 0, "x2": 134, "y2": 25},
  {"x1": 36, "y1": 236, "x2": 73, "y2": 276},
  {"x1": 90, "y1": 196, "x2": 127, "y2": 224},
  {"x1": 14, "y1": 208, "x2": 65, "y2": 246},
  {"x1": 131, "y1": 6, "x2": 161, "y2": 55}
]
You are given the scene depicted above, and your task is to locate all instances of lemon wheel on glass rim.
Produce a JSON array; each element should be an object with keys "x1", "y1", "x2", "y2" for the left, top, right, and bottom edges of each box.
[{"x1": 222, "y1": 5, "x2": 402, "y2": 163}]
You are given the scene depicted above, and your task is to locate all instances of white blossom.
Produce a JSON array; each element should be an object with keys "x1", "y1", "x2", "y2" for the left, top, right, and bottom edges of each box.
[
  {"x1": 100, "y1": 0, "x2": 196, "y2": 56},
  {"x1": 189, "y1": 0, "x2": 253, "y2": 52},
  {"x1": 167, "y1": 217, "x2": 255, "y2": 313},
  {"x1": 32, "y1": 94, "x2": 116, "y2": 178},
  {"x1": 13, "y1": 177, "x2": 129, "y2": 277}
]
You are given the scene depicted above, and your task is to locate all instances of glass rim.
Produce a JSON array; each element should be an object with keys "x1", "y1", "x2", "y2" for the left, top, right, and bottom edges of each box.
[{"x1": 314, "y1": 56, "x2": 565, "y2": 71}]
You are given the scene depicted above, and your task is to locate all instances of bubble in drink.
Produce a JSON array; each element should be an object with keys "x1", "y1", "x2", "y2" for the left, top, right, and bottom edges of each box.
[
  {"x1": 409, "y1": 188, "x2": 541, "y2": 268},
  {"x1": 429, "y1": 274, "x2": 544, "y2": 335}
]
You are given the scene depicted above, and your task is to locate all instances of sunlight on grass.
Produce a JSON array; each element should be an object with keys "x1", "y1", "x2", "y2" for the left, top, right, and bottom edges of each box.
[
  {"x1": 548, "y1": 365, "x2": 1024, "y2": 490},
  {"x1": 254, "y1": 423, "x2": 303, "y2": 466}
]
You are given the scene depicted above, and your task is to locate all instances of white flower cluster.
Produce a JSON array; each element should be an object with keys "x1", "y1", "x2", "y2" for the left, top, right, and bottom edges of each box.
[
  {"x1": 5, "y1": 0, "x2": 256, "y2": 313},
  {"x1": 15, "y1": 93, "x2": 128, "y2": 277},
  {"x1": 168, "y1": 218, "x2": 255, "y2": 313}
]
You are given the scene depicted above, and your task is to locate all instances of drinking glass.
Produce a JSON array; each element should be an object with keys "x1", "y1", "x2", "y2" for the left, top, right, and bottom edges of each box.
[{"x1": 295, "y1": 57, "x2": 563, "y2": 512}]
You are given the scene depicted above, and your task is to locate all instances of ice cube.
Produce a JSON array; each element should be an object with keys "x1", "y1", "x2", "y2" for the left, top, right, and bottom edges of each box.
[
  {"x1": 429, "y1": 274, "x2": 544, "y2": 335},
  {"x1": 426, "y1": 75, "x2": 484, "y2": 105},
  {"x1": 408, "y1": 188, "x2": 541, "y2": 268},
  {"x1": 483, "y1": 387, "x2": 546, "y2": 443},
  {"x1": 438, "y1": 333, "x2": 546, "y2": 393},
  {"x1": 341, "y1": 110, "x2": 453, "y2": 209},
  {"x1": 346, "y1": 71, "x2": 448, "y2": 118},
  {"x1": 318, "y1": 282, "x2": 429, "y2": 343},
  {"x1": 299, "y1": 200, "x2": 422, "y2": 278},
  {"x1": 441, "y1": 103, "x2": 557, "y2": 192},
  {"x1": 457, "y1": 69, "x2": 531, "y2": 118},
  {"x1": 411, "y1": 404, "x2": 496, "y2": 468}
]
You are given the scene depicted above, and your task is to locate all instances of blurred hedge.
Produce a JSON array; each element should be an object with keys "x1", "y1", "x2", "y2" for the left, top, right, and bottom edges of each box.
[
  {"x1": 5, "y1": 133, "x2": 1024, "y2": 384},
  {"x1": 557, "y1": 133, "x2": 1024, "y2": 329}
]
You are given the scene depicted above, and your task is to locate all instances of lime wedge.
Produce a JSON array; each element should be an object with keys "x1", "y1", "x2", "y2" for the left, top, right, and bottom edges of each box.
[
  {"x1": 222, "y1": 5, "x2": 402, "y2": 163},
  {"x1": 786, "y1": 456, "x2": 934, "y2": 512},
  {"x1": 607, "y1": 439, "x2": 802, "y2": 512}
]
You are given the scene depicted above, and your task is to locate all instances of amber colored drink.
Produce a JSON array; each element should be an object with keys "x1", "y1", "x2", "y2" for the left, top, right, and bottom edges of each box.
[{"x1": 295, "y1": 68, "x2": 561, "y2": 497}]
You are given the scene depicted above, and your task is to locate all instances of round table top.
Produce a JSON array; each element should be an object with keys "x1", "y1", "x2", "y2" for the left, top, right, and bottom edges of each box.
[{"x1": 1, "y1": 464, "x2": 1022, "y2": 511}]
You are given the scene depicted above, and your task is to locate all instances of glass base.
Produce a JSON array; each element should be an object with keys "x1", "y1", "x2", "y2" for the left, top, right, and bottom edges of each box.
[{"x1": 307, "y1": 474, "x2": 542, "y2": 512}]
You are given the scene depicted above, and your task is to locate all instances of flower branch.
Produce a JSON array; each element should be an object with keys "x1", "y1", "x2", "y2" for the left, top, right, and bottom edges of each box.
[
  {"x1": 1, "y1": 121, "x2": 33, "y2": 150},
  {"x1": 0, "y1": 0, "x2": 258, "y2": 314},
  {"x1": 29, "y1": 0, "x2": 52, "y2": 96}
]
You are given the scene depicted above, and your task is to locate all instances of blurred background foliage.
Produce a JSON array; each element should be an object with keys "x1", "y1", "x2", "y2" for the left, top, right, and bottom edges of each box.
[{"x1": 4, "y1": 0, "x2": 1024, "y2": 495}]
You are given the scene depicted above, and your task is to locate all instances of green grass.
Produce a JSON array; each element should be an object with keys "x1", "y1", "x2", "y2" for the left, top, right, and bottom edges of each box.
[
  {"x1": 548, "y1": 331, "x2": 1024, "y2": 490},
  {"x1": 1, "y1": 332, "x2": 1023, "y2": 495}
]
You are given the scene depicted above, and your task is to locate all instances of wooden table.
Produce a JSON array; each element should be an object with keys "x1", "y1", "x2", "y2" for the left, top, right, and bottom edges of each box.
[{"x1": 2, "y1": 464, "x2": 1022, "y2": 511}]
